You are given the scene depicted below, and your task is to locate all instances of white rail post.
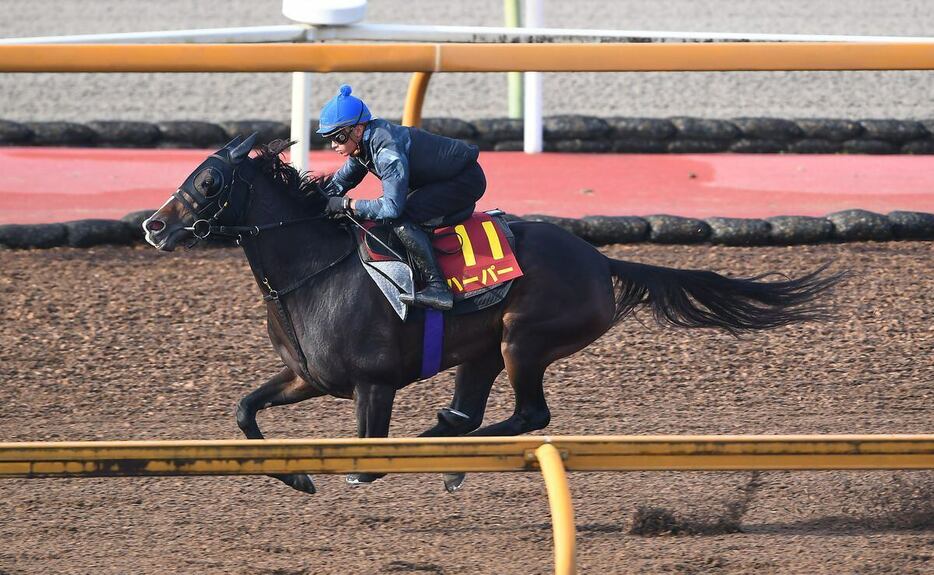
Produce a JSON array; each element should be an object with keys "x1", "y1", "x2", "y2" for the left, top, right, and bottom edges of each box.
[
  {"x1": 290, "y1": 72, "x2": 312, "y2": 174},
  {"x1": 282, "y1": 0, "x2": 368, "y2": 173},
  {"x1": 505, "y1": 0, "x2": 523, "y2": 119},
  {"x1": 523, "y1": 0, "x2": 543, "y2": 153}
]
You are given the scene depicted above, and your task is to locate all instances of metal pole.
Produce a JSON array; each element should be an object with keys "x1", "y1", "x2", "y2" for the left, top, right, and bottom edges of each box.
[
  {"x1": 402, "y1": 71, "x2": 431, "y2": 127},
  {"x1": 302, "y1": 23, "x2": 934, "y2": 44},
  {"x1": 6, "y1": 24, "x2": 934, "y2": 46},
  {"x1": 505, "y1": 0, "x2": 523, "y2": 118},
  {"x1": 523, "y1": 0, "x2": 543, "y2": 153},
  {"x1": 535, "y1": 444, "x2": 577, "y2": 575},
  {"x1": 290, "y1": 71, "x2": 312, "y2": 173}
]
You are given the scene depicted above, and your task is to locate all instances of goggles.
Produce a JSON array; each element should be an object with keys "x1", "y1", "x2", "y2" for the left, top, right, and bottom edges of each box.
[{"x1": 325, "y1": 127, "x2": 353, "y2": 145}]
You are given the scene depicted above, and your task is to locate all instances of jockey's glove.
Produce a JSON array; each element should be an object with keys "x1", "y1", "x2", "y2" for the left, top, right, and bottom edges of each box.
[{"x1": 324, "y1": 196, "x2": 351, "y2": 218}]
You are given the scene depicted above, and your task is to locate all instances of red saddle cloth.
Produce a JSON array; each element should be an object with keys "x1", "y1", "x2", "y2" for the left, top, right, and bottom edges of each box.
[
  {"x1": 360, "y1": 212, "x2": 523, "y2": 296},
  {"x1": 432, "y1": 213, "x2": 523, "y2": 295}
]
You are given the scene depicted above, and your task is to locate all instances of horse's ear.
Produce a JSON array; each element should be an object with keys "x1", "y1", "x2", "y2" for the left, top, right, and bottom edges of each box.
[
  {"x1": 221, "y1": 134, "x2": 243, "y2": 151},
  {"x1": 229, "y1": 132, "x2": 258, "y2": 164}
]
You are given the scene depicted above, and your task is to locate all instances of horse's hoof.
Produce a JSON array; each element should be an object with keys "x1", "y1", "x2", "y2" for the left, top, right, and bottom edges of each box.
[
  {"x1": 293, "y1": 473, "x2": 317, "y2": 494},
  {"x1": 443, "y1": 472, "x2": 466, "y2": 493},
  {"x1": 279, "y1": 473, "x2": 316, "y2": 494},
  {"x1": 346, "y1": 472, "x2": 382, "y2": 485}
]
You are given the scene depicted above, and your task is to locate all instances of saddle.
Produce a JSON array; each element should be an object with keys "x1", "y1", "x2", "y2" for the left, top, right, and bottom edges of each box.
[{"x1": 355, "y1": 208, "x2": 522, "y2": 320}]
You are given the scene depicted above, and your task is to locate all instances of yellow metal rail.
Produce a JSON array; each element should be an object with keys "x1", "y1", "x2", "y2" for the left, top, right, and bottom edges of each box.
[
  {"x1": 2, "y1": 42, "x2": 934, "y2": 73},
  {"x1": 1, "y1": 434, "x2": 930, "y2": 575},
  {"x1": 6, "y1": 42, "x2": 933, "y2": 129},
  {"x1": 1, "y1": 435, "x2": 931, "y2": 477}
]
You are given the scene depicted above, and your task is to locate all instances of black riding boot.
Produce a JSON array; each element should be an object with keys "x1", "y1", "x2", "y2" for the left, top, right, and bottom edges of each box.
[{"x1": 393, "y1": 221, "x2": 454, "y2": 311}]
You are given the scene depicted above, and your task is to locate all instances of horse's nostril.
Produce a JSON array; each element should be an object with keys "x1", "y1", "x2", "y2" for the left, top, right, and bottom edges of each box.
[{"x1": 146, "y1": 219, "x2": 166, "y2": 232}]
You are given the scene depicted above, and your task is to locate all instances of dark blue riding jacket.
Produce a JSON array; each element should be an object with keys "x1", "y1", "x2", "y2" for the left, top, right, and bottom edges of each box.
[{"x1": 323, "y1": 118, "x2": 480, "y2": 221}]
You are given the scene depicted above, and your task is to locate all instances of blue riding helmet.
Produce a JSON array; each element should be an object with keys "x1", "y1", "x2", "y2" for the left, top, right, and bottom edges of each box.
[{"x1": 317, "y1": 84, "x2": 372, "y2": 135}]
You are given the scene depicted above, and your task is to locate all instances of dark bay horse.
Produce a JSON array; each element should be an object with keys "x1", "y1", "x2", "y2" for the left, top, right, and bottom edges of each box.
[{"x1": 143, "y1": 135, "x2": 843, "y2": 494}]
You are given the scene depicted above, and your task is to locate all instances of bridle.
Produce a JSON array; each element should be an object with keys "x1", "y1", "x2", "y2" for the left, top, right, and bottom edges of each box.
[
  {"x1": 172, "y1": 155, "x2": 357, "y2": 303},
  {"x1": 165, "y1": 141, "x2": 359, "y2": 380},
  {"x1": 175, "y1": 154, "x2": 258, "y2": 246},
  {"x1": 175, "y1": 156, "x2": 329, "y2": 247},
  {"x1": 169, "y1": 147, "x2": 409, "y2": 305}
]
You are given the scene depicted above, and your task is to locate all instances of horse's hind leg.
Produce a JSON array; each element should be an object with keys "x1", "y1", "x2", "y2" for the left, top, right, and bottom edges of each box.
[
  {"x1": 236, "y1": 366, "x2": 325, "y2": 494},
  {"x1": 469, "y1": 353, "x2": 550, "y2": 437},
  {"x1": 419, "y1": 351, "x2": 504, "y2": 438},
  {"x1": 416, "y1": 352, "x2": 504, "y2": 493},
  {"x1": 469, "y1": 294, "x2": 612, "y2": 438},
  {"x1": 441, "y1": 350, "x2": 549, "y2": 492}
]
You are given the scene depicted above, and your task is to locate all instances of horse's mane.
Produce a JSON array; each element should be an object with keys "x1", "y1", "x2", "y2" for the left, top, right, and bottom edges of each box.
[{"x1": 252, "y1": 139, "x2": 327, "y2": 205}]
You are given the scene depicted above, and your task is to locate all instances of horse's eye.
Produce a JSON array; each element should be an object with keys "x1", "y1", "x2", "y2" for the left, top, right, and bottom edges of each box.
[{"x1": 195, "y1": 168, "x2": 224, "y2": 197}]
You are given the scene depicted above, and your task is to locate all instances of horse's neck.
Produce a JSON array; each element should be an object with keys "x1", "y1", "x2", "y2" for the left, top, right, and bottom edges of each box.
[{"x1": 239, "y1": 177, "x2": 351, "y2": 294}]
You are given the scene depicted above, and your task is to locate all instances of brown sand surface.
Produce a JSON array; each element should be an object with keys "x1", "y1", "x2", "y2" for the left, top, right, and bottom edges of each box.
[{"x1": 0, "y1": 242, "x2": 931, "y2": 575}]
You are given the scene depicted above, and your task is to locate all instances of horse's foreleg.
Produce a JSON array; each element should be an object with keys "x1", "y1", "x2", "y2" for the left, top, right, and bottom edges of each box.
[
  {"x1": 236, "y1": 366, "x2": 325, "y2": 494},
  {"x1": 346, "y1": 381, "x2": 397, "y2": 486},
  {"x1": 419, "y1": 351, "x2": 503, "y2": 438}
]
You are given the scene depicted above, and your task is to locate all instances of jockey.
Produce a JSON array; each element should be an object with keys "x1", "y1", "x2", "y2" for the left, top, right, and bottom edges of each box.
[{"x1": 316, "y1": 84, "x2": 486, "y2": 312}]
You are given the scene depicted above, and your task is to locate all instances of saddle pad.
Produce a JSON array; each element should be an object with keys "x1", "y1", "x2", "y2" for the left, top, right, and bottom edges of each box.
[
  {"x1": 359, "y1": 223, "x2": 402, "y2": 262},
  {"x1": 432, "y1": 213, "x2": 523, "y2": 296},
  {"x1": 355, "y1": 212, "x2": 521, "y2": 318}
]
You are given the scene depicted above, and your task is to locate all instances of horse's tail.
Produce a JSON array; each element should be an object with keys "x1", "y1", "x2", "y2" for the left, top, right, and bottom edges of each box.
[{"x1": 607, "y1": 258, "x2": 846, "y2": 335}]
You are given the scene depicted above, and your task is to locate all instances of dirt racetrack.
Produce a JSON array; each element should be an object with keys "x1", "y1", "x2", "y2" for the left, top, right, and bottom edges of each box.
[{"x1": 0, "y1": 241, "x2": 931, "y2": 575}]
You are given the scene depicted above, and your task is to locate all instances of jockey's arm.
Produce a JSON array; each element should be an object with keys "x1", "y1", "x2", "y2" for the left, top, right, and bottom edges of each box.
[
  {"x1": 322, "y1": 157, "x2": 367, "y2": 197},
  {"x1": 352, "y1": 146, "x2": 409, "y2": 221}
]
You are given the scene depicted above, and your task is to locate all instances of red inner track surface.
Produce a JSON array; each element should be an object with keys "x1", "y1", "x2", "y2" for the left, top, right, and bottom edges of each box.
[{"x1": 1, "y1": 147, "x2": 932, "y2": 224}]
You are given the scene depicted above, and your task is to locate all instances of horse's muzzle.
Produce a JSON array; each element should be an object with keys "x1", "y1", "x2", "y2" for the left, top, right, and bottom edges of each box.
[{"x1": 142, "y1": 215, "x2": 185, "y2": 251}]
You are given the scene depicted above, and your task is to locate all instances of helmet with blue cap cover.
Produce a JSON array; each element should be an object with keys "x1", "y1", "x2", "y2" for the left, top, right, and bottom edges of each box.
[{"x1": 317, "y1": 84, "x2": 372, "y2": 136}]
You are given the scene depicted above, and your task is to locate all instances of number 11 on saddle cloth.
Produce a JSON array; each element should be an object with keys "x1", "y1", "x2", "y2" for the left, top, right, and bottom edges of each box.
[{"x1": 432, "y1": 213, "x2": 523, "y2": 296}]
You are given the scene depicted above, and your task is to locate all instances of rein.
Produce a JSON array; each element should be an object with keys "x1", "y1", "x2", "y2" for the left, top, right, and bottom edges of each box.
[
  {"x1": 181, "y1": 165, "x2": 330, "y2": 246},
  {"x1": 204, "y1": 216, "x2": 329, "y2": 244},
  {"x1": 235, "y1": 211, "x2": 354, "y2": 383},
  {"x1": 252, "y1": 228, "x2": 356, "y2": 302},
  {"x1": 343, "y1": 212, "x2": 404, "y2": 260}
]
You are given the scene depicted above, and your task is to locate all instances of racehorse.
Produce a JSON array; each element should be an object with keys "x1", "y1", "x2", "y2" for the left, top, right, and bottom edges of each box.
[{"x1": 142, "y1": 134, "x2": 843, "y2": 494}]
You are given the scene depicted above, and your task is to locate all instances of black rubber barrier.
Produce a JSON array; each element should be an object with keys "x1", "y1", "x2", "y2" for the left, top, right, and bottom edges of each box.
[
  {"x1": 0, "y1": 223, "x2": 68, "y2": 249},
  {"x1": 826, "y1": 209, "x2": 895, "y2": 241},
  {"x1": 3, "y1": 116, "x2": 934, "y2": 154},
  {"x1": 705, "y1": 217, "x2": 772, "y2": 246},
  {"x1": 87, "y1": 121, "x2": 161, "y2": 147},
  {"x1": 643, "y1": 215, "x2": 711, "y2": 244},
  {"x1": 2, "y1": 209, "x2": 932, "y2": 250},
  {"x1": 766, "y1": 216, "x2": 835, "y2": 245},
  {"x1": 887, "y1": 210, "x2": 934, "y2": 240},
  {"x1": 63, "y1": 219, "x2": 138, "y2": 248}
]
